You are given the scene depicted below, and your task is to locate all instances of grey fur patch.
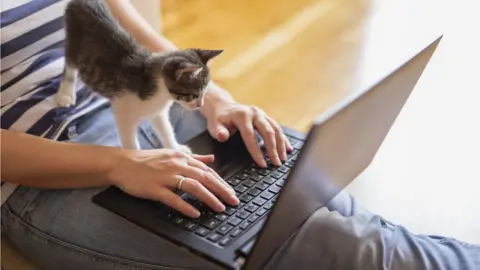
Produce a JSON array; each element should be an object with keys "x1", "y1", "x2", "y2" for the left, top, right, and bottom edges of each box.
[{"x1": 63, "y1": 0, "x2": 223, "y2": 101}]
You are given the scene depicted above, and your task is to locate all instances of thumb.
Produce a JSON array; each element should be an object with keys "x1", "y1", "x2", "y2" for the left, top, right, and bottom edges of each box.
[{"x1": 208, "y1": 120, "x2": 230, "y2": 142}]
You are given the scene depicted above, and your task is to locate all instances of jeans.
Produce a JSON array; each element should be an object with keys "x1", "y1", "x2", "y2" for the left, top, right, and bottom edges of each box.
[{"x1": 2, "y1": 104, "x2": 479, "y2": 270}]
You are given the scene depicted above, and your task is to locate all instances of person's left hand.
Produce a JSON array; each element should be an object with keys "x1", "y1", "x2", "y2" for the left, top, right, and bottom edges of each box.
[{"x1": 204, "y1": 100, "x2": 293, "y2": 168}]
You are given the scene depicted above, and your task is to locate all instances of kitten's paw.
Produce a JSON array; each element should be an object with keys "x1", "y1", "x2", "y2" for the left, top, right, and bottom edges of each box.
[
  {"x1": 176, "y1": 144, "x2": 193, "y2": 155},
  {"x1": 56, "y1": 93, "x2": 76, "y2": 108}
]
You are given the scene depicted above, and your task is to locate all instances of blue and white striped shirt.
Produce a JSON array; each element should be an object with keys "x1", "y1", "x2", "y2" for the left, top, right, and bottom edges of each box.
[{"x1": 1, "y1": 0, "x2": 108, "y2": 204}]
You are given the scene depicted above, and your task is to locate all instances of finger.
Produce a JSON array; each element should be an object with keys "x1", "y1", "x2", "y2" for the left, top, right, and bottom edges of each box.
[
  {"x1": 191, "y1": 154, "x2": 215, "y2": 164},
  {"x1": 176, "y1": 162, "x2": 238, "y2": 206},
  {"x1": 156, "y1": 188, "x2": 200, "y2": 218},
  {"x1": 234, "y1": 117, "x2": 267, "y2": 168},
  {"x1": 209, "y1": 122, "x2": 231, "y2": 142},
  {"x1": 187, "y1": 157, "x2": 234, "y2": 192},
  {"x1": 266, "y1": 116, "x2": 287, "y2": 162},
  {"x1": 254, "y1": 115, "x2": 281, "y2": 166},
  {"x1": 284, "y1": 134, "x2": 294, "y2": 152},
  {"x1": 180, "y1": 178, "x2": 226, "y2": 213}
]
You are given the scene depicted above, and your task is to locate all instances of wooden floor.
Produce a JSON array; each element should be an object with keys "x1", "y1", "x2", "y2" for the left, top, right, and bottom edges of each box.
[{"x1": 3, "y1": 0, "x2": 480, "y2": 269}]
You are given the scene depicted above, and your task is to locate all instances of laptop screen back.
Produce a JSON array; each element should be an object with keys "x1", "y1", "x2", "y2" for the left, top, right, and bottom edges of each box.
[{"x1": 242, "y1": 36, "x2": 442, "y2": 270}]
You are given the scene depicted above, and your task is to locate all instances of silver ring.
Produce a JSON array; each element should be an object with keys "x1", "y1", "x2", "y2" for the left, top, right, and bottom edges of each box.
[{"x1": 176, "y1": 176, "x2": 186, "y2": 190}]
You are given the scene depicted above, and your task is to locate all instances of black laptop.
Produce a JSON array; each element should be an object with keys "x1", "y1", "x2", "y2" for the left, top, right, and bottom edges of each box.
[{"x1": 92, "y1": 36, "x2": 442, "y2": 270}]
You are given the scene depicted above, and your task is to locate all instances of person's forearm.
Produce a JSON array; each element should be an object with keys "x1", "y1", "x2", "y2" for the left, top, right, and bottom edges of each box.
[
  {"x1": 105, "y1": 0, "x2": 235, "y2": 116},
  {"x1": 0, "y1": 129, "x2": 121, "y2": 188},
  {"x1": 105, "y1": 0, "x2": 176, "y2": 52}
]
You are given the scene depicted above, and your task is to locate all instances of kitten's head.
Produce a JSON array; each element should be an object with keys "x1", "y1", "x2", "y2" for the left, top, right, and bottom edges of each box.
[{"x1": 155, "y1": 48, "x2": 223, "y2": 110}]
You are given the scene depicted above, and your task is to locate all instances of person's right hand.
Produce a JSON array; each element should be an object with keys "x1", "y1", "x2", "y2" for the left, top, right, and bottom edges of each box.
[{"x1": 108, "y1": 148, "x2": 239, "y2": 218}]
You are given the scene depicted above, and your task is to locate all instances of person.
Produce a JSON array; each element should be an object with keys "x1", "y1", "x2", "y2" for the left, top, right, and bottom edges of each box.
[{"x1": 1, "y1": 1, "x2": 478, "y2": 269}]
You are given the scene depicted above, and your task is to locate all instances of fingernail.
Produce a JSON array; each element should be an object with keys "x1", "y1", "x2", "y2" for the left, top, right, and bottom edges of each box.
[
  {"x1": 230, "y1": 194, "x2": 240, "y2": 205},
  {"x1": 217, "y1": 203, "x2": 226, "y2": 212},
  {"x1": 192, "y1": 210, "x2": 201, "y2": 218}
]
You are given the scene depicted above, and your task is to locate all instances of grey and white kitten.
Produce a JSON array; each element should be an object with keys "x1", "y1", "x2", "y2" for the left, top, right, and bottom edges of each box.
[{"x1": 56, "y1": 0, "x2": 222, "y2": 153}]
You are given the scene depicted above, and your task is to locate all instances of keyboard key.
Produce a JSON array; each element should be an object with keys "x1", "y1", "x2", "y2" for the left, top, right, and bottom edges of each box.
[
  {"x1": 247, "y1": 188, "x2": 261, "y2": 196},
  {"x1": 292, "y1": 140, "x2": 304, "y2": 149},
  {"x1": 217, "y1": 224, "x2": 233, "y2": 235},
  {"x1": 241, "y1": 179, "x2": 255, "y2": 187},
  {"x1": 253, "y1": 197, "x2": 267, "y2": 206},
  {"x1": 248, "y1": 214, "x2": 259, "y2": 223},
  {"x1": 269, "y1": 185, "x2": 281, "y2": 194},
  {"x1": 275, "y1": 179, "x2": 285, "y2": 187},
  {"x1": 195, "y1": 226, "x2": 209, "y2": 237},
  {"x1": 234, "y1": 185, "x2": 248, "y2": 193},
  {"x1": 199, "y1": 218, "x2": 221, "y2": 230},
  {"x1": 285, "y1": 160, "x2": 295, "y2": 168},
  {"x1": 208, "y1": 233, "x2": 222, "y2": 242},
  {"x1": 236, "y1": 172, "x2": 249, "y2": 180},
  {"x1": 272, "y1": 195, "x2": 279, "y2": 202},
  {"x1": 261, "y1": 191, "x2": 275, "y2": 200},
  {"x1": 244, "y1": 167, "x2": 257, "y2": 175},
  {"x1": 228, "y1": 217, "x2": 242, "y2": 226},
  {"x1": 282, "y1": 173, "x2": 290, "y2": 180},
  {"x1": 215, "y1": 213, "x2": 228, "y2": 221},
  {"x1": 255, "y1": 182, "x2": 269, "y2": 191},
  {"x1": 236, "y1": 210, "x2": 250, "y2": 219},
  {"x1": 278, "y1": 166, "x2": 290, "y2": 174},
  {"x1": 230, "y1": 228, "x2": 242, "y2": 238},
  {"x1": 250, "y1": 174, "x2": 263, "y2": 182},
  {"x1": 240, "y1": 220, "x2": 251, "y2": 230},
  {"x1": 245, "y1": 204, "x2": 259, "y2": 213},
  {"x1": 256, "y1": 208, "x2": 267, "y2": 216},
  {"x1": 270, "y1": 171, "x2": 283, "y2": 179},
  {"x1": 263, "y1": 176, "x2": 276, "y2": 184},
  {"x1": 292, "y1": 154, "x2": 299, "y2": 161},
  {"x1": 264, "y1": 201, "x2": 274, "y2": 210},
  {"x1": 219, "y1": 237, "x2": 233, "y2": 246},
  {"x1": 224, "y1": 207, "x2": 236, "y2": 215},
  {"x1": 172, "y1": 216, "x2": 187, "y2": 226},
  {"x1": 234, "y1": 202, "x2": 245, "y2": 209},
  {"x1": 227, "y1": 178, "x2": 241, "y2": 186},
  {"x1": 184, "y1": 221, "x2": 198, "y2": 231},
  {"x1": 239, "y1": 194, "x2": 254, "y2": 203},
  {"x1": 258, "y1": 169, "x2": 271, "y2": 176}
]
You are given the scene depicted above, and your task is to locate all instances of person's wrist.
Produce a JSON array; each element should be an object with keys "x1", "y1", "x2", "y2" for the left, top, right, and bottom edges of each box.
[
  {"x1": 103, "y1": 148, "x2": 135, "y2": 187},
  {"x1": 200, "y1": 81, "x2": 235, "y2": 118}
]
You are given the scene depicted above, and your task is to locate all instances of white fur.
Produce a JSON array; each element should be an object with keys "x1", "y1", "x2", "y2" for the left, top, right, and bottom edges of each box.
[
  {"x1": 56, "y1": 65, "x2": 77, "y2": 107},
  {"x1": 55, "y1": 70, "x2": 197, "y2": 154},
  {"x1": 110, "y1": 88, "x2": 192, "y2": 153}
]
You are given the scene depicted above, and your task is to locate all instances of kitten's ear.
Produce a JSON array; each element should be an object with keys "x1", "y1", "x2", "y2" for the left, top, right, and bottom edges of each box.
[
  {"x1": 195, "y1": 49, "x2": 223, "y2": 65},
  {"x1": 176, "y1": 63, "x2": 203, "y2": 81}
]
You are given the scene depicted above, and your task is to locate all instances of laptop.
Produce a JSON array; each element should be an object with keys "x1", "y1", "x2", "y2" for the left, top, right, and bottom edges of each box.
[{"x1": 92, "y1": 35, "x2": 442, "y2": 270}]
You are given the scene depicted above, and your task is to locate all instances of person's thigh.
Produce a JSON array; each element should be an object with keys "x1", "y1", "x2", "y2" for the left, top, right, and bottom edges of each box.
[
  {"x1": 1, "y1": 104, "x2": 222, "y2": 270},
  {"x1": 264, "y1": 200, "x2": 480, "y2": 270}
]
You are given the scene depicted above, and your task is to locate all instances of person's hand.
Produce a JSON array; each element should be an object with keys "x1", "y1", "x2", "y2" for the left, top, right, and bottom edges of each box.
[
  {"x1": 108, "y1": 148, "x2": 239, "y2": 218},
  {"x1": 205, "y1": 100, "x2": 294, "y2": 168}
]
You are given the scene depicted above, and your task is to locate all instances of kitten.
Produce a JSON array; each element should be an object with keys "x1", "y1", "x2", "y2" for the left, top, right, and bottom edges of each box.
[{"x1": 56, "y1": 0, "x2": 222, "y2": 153}]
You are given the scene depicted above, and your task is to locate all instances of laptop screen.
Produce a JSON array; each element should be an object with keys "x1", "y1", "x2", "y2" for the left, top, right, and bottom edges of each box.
[{"x1": 242, "y1": 36, "x2": 442, "y2": 270}]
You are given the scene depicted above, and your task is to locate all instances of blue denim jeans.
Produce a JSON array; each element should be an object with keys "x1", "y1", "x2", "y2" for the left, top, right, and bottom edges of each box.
[{"x1": 2, "y1": 104, "x2": 479, "y2": 270}]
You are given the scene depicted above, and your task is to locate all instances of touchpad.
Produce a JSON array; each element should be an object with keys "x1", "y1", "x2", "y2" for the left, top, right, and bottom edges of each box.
[{"x1": 185, "y1": 131, "x2": 256, "y2": 178}]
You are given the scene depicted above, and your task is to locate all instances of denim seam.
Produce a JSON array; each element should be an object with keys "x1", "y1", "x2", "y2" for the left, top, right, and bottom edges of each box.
[{"x1": 3, "y1": 204, "x2": 192, "y2": 270}]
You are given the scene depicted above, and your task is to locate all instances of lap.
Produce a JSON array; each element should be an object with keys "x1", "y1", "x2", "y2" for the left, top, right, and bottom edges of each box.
[
  {"x1": 3, "y1": 104, "x2": 479, "y2": 270},
  {"x1": 2, "y1": 104, "x2": 220, "y2": 270},
  {"x1": 265, "y1": 198, "x2": 480, "y2": 270}
]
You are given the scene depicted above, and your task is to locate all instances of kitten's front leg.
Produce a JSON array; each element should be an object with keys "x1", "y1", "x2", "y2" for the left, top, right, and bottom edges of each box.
[
  {"x1": 56, "y1": 64, "x2": 78, "y2": 107},
  {"x1": 111, "y1": 101, "x2": 141, "y2": 150},
  {"x1": 150, "y1": 111, "x2": 192, "y2": 154}
]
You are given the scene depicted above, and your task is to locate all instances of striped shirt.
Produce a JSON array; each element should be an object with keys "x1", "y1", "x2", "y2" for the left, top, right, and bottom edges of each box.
[{"x1": 1, "y1": 0, "x2": 108, "y2": 205}]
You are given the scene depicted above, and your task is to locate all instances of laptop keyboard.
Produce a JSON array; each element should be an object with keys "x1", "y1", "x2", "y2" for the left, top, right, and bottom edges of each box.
[{"x1": 159, "y1": 136, "x2": 303, "y2": 248}]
